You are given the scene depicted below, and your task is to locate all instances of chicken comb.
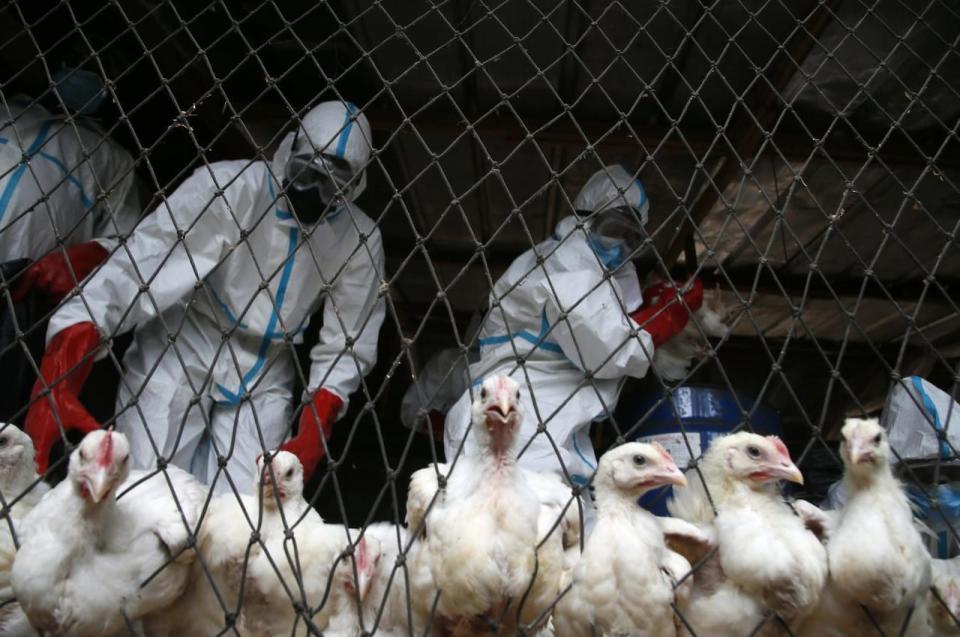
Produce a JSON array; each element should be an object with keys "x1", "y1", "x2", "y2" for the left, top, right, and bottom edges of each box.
[
  {"x1": 95, "y1": 431, "x2": 114, "y2": 468},
  {"x1": 651, "y1": 441, "x2": 675, "y2": 463},
  {"x1": 766, "y1": 435, "x2": 790, "y2": 459},
  {"x1": 355, "y1": 536, "x2": 370, "y2": 572}
]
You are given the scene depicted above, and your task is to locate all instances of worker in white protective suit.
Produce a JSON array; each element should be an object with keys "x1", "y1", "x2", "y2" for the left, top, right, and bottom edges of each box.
[
  {"x1": 400, "y1": 312, "x2": 483, "y2": 435},
  {"x1": 24, "y1": 101, "x2": 386, "y2": 493},
  {"x1": 1, "y1": 72, "x2": 140, "y2": 303},
  {"x1": 400, "y1": 348, "x2": 473, "y2": 435},
  {"x1": 444, "y1": 165, "x2": 703, "y2": 495}
]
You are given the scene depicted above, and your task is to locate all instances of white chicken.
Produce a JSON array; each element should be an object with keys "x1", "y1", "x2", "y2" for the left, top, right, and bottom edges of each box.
[
  {"x1": 413, "y1": 375, "x2": 542, "y2": 635},
  {"x1": 407, "y1": 463, "x2": 581, "y2": 635},
  {"x1": 553, "y1": 441, "x2": 701, "y2": 637},
  {"x1": 145, "y1": 450, "x2": 363, "y2": 637},
  {"x1": 522, "y1": 468, "x2": 583, "y2": 614},
  {"x1": 325, "y1": 522, "x2": 426, "y2": 637},
  {"x1": 646, "y1": 278, "x2": 729, "y2": 382},
  {"x1": 668, "y1": 432, "x2": 827, "y2": 636},
  {"x1": 0, "y1": 424, "x2": 47, "y2": 637},
  {"x1": 144, "y1": 483, "x2": 256, "y2": 636},
  {"x1": 242, "y1": 450, "x2": 369, "y2": 636},
  {"x1": 404, "y1": 463, "x2": 457, "y2": 632},
  {"x1": 12, "y1": 429, "x2": 205, "y2": 637},
  {"x1": 799, "y1": 419, "x2": 932, "y2": 637},
  {"x1": 926, "y1": 557, "x2": 960, "y2": 636}
]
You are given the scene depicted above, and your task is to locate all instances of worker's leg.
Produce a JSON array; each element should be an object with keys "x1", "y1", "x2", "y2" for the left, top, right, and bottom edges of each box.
[
  {"x1": 115, "y1": 328, "x2": 208, "y2": 473},
  {"x1": 205, "y1": 389, "x2": 292, "y2": 495}
]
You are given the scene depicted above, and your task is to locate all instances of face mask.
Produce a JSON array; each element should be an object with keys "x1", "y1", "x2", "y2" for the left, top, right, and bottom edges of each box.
[
  {"x1": 587, "y1": 234, "x2": 627, "y2": 271},
  {"x1": 282, "y1": 179, "x2": 340, "y2": 225},
  {"x1": 284, "y1": 155, "x2": 354, "y2": 203},
  {"x1": 52, "y1": 68, "x2": 107, "y2": 115},
  {"x1": 589, "y1": 206, "x2": 645, "y2": 255}
]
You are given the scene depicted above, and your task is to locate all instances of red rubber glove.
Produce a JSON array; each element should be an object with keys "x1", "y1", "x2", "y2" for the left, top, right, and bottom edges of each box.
[
  {"x1": 14, "y1": 241, "x2": 108, "y2": 303},
  {"x1": 24, "y1": 322, "x2": 103, "y2": 473},
  {"x1": 631, "y1": 278, "x2": 704, "y2": 347},
  {"x1": 280, "y1": 388, "x2": 343, "y2": 484}
]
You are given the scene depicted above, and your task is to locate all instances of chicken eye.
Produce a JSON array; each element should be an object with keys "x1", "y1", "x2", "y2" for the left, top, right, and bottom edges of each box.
[
  {"x1": 873, "y1": 433, "x2": 882, "y2": 444},
  {"x1": 480, "y1": 388, "x2": 487, "y2": 400},
  {"x1": 746, "y1": 445, "x2": 761, "y2": 458},
  {"x1": 632, "y1": 455, "x2": 646, "y2": 466},
  {"x1": 0, "y1": 436, "x2": 8, "y2": 448},
  {"x1": 515, "y1": 390, "x2": 521, "y2": 401},
  {"x1": 285, "y1": 469, "x2": 294, "y2": 479}
]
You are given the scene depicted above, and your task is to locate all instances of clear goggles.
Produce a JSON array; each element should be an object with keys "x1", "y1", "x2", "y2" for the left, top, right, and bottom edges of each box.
[
  {"x1": 284, "y1": 154, "x2": 355, "y2": 201},
  {"x1": 587, "y1": 206, "x2": 646, "y2": 254}
]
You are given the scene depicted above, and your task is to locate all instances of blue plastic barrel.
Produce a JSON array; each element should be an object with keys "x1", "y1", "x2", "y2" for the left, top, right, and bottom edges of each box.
[{"x1": 614, "y1": 385, "x2": 783, "y2": 515}]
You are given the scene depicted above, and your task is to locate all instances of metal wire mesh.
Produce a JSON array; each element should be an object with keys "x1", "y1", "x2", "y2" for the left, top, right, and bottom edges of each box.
[{"x1": 0, "y1": 0, "x2": 958, "y2": 634}]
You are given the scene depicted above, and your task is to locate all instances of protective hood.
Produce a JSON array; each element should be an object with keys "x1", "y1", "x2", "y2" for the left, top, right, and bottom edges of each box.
[
  {"x1": 272, "y1": 101, "x2": 372, "y2": 202},
  {"x1": 550, "y1": 215, "x2": 626, "y2": 270},
  {"x1": 573, "y1": 164, "x2": 649, "y2": 223},
  {"x1": 52, "y1": 67, "x2": 107, "y2": 116}
]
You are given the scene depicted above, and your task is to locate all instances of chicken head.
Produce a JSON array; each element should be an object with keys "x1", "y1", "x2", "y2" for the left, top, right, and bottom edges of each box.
[
  {"x1": 930, "y1": 576, "x2": 960, "y2": 634},
  {"x1": 712, "y1": 432, "x2": 803, "y2": 486},
  {"x1": 340, "y1": 533, "x2": 383, "y2": 603},
  {"x1": 839, "y1": 418, "x2": 890, "y2": 474},
  {"x1": 69, "y1": 429, "x2": 131, "y2": 503},
  {"x1": 0, "y1": 424, "x2": 37, "y2": 487},
  {"x1": 596, "y1": 441, "x2": 687, "y2": 496},
  {"x1": 256, "y1": 450, "x2": 304, "y2": 507},
  {"x1": 470, "y1": 375, "x2": 523, "y2": 458}
]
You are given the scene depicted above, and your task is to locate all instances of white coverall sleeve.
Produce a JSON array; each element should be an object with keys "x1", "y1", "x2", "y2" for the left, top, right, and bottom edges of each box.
[
  {"x1": 91, "y1": 163, "x2": 141, "y2": 251},
  {"x1": 307, "y1": 224, "x2": 386, "y2": 412},
  {"x1": 400, "y1": 348, "x2": 469, "y2": 430},
  {"x1": 538, "y1": 269, "x2": 653, "y2": 380},
  {"x1": 47, "y1": 167, "x2": 241, "y2": 342}
]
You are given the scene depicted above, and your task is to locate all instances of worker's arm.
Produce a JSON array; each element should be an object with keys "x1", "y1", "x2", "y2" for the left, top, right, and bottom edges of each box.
[
  {"x1": 537, "y1": 269, "x2": 655, "y2": 380},
  {"x1": 284, "y1": 216, "x2": 386, "y2": 482},
  {"x1": 307, "y1": 216, "x2": 387, "y2": 413},
  {"x1": 90, "y1": 147, "x2": 143, "y2": 252},
  {"x1": 46, "y1": 164, "x2": 242, "y2": 343}
]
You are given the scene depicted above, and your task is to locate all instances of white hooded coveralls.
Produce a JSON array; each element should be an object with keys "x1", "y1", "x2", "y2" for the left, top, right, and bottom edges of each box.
[
  {"x1": 444, "y1": 166, "x2": 653, "y2": 491},
  {"x1": 0, "y1": 97, "x2": 139, "y2": 263},
  {"x1": 49, "y1": 101, "x2": 386, "y2": 492}
]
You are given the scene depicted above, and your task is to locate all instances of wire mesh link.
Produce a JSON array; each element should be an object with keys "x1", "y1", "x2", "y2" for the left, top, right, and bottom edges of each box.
[{"x1": 0, "y1": 0, "x2": 957, "y2": 635}]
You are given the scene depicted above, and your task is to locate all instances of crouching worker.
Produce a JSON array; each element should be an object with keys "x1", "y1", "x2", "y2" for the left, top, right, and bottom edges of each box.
[
  {"x1": 444, "y1": 165, "x2": 702, "y2": 505},
  {"x1": 24, "y1": 101, "x2": 386, "y2": 492}
]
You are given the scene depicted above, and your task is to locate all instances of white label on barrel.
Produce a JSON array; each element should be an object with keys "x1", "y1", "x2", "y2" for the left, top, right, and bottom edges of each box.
[{"x1": 641, "y1": 432, "x2": 701, "y2": 469}]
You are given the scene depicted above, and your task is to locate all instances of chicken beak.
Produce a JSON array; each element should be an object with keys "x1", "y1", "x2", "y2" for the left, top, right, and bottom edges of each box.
[
  {"x1": 767, "y1": 460, "x2": 804, "y2": 485},
  {"x1": 352, "y1": 537, "x2": 379, "y2": 600},
  {"x1": 83, "y1": 466, "x2": 113, "y2": 503},
  {"x1": 485, "y1": 399, "x2": 518, "y2": 457},
  {"x1": 655, "y1": 463, "x2": 687, "y2": 487},
  {"x1": 498, "y1": 395, "x2": 512, "y2": 422},
  {"x1": 848, "y1": 439, "x2": 876, "y2": 465},
  {"x1": 260, "y1": 469, "x2": 283, "y2": 504},
  {"x1": 946, "y1": 581, "x2": 960, "y2": 615},
  {"x1": 357, "y1": 567, "x2": 374, "y2": 601}
]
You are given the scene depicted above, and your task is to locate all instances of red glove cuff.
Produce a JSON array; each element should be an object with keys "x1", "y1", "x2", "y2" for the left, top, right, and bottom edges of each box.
[
  {"x1": 631, "y1": 303, "x2": 690, "y2": 348},
  {"x1": 631, "y1": 278, "x2": 705, "y2": 348},
  {"x1": 25, "y1": 322, "x2": 102, "y2": 473},
  {"x1": 279, "y1": 389, "x2": 344, "y2": 483},
  {"x1": 14, "y1": 242, "x2": 108, "y2": 303}
]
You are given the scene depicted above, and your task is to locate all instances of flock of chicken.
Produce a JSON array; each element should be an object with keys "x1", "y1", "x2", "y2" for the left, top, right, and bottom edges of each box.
[{"x1": 1, "y1": 375, "x2": 959, "y2": 636}]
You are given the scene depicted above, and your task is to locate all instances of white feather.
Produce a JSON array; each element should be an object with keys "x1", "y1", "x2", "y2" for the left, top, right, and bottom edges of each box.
[
  {"x1": 0, "y1": 425, "x2": 46, "y2": 637},
  {"x1": 13, "y1": 431, "x2": 204, "y2": 637}
]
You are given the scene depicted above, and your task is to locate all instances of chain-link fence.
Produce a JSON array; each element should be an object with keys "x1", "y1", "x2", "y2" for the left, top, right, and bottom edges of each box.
[{"x1": 0, "y1": 0, "x2": 958, "y2": 634}]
